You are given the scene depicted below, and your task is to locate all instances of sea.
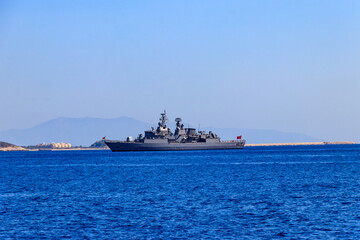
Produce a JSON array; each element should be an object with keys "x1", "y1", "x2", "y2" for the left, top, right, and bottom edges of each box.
[{"x1": 1, "y1": 144, "x2": 360, "y2": 239}]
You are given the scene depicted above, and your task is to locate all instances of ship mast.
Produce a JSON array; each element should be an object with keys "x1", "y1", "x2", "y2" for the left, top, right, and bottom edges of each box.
[{"x1": 159, "y1": 110, "x2": 168, "y2": 128}]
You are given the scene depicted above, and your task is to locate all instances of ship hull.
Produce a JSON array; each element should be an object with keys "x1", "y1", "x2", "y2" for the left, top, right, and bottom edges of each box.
[{"x1": 105, "y1": 140, "x2": 245, "y2": 152}]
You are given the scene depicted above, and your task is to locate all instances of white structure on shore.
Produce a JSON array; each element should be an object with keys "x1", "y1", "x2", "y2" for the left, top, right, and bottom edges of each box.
[{"x1": 36, "y1": 142, "x2": 72, "y2": 149}]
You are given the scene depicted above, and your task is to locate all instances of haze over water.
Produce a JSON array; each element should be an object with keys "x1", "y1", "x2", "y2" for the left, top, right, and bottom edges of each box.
[
  {"x1": 1, "y1": 1, "x2": 360, "y2": 141},
  {"x1": 1, "y1": 145, "x2": 360, "y2": 239}
]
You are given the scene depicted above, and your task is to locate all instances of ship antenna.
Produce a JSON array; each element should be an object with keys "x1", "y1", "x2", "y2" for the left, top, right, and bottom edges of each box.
[{"x1": 159, "y1": 109, "x2": 168, "y2": 127}]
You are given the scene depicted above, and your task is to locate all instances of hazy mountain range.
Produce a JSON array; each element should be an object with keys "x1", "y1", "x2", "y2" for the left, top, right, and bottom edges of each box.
[{"x1": 0, "y1": 117, "x2": 322, "y2": 146}]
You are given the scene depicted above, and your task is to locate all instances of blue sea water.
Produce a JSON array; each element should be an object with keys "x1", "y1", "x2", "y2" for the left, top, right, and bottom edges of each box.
[{"x1": 1, "y1": 145, "x2": 360, "y2": 239}]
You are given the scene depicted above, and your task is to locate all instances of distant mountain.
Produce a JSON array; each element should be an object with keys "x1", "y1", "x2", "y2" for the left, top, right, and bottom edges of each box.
[
  {"x1": 0, "y1": 117, "x2": 322, "y2": 146},
  {"x1": 0, "y1": 117, "x2": 152, "y2": 146}
]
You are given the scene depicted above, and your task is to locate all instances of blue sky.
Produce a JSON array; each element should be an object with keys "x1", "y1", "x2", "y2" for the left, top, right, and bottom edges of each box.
[{"x1": 0, "y1": 0, "x2": 359, "y2": 141}]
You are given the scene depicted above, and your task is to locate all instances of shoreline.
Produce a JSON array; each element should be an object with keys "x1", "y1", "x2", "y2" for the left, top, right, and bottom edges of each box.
[
  {"x1": 0, "y1": 147, "x2": 110, "y2": 152},
  {"x1": 0, "y1": 142, "x2": 357, "y2": 151}
]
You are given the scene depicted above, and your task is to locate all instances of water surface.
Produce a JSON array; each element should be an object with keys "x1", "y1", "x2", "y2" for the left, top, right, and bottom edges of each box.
[{"x1": 1, "y1": 145, "x2": 360, "y2": 239}]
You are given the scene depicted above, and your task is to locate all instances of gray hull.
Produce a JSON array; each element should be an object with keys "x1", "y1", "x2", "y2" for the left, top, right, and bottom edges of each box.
[{"x1": 105, "y1": 140, "x2": 245, "y2": 152}]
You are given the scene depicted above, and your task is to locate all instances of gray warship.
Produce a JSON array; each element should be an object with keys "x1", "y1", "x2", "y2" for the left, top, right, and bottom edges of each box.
[{"x1": 105, "y1": 111, "x2": 245, "y2": 152}]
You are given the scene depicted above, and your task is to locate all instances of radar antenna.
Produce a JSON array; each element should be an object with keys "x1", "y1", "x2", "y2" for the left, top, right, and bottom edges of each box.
[{"x1": 159, "y1": 110, "x2": 168, "y2": 127}]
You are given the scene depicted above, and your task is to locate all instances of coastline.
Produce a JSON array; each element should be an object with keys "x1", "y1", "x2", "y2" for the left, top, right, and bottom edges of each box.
[
  {"x1": 0, "y1": 147, "x2": 110, "y2": 152},
  {"x1": 0, "y1": 146, "x2": 27, "y2": 151},
  {"x1": 44, "y1": 147, "x2": 110, "y2": 151},
  {"x1": 0, "y1": 142, "x2": 357, "y2": 151}
]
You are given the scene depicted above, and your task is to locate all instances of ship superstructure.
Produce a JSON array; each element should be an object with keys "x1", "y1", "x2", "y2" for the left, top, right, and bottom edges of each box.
[{"x1": 105, "y1": 111, "x2": 245, "y2": 152}]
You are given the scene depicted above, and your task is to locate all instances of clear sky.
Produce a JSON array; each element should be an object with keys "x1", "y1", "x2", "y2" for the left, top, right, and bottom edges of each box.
[{"x1": 0, "y1": 0, "x2": 359, "y2": 141}]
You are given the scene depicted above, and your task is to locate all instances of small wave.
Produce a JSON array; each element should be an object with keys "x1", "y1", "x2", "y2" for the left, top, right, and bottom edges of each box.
[
  {"x1": 0, "y1": 193, "x2": 45, "y2": 198},
  {"x1": 16, "y1": 163, "x2": 197, "y2": 168},
  {"x1": 213, "y1": 161, "x2": 359, "y2": 165},
  {"x1": 16, "y1": 160, "x2": 360, "y2": 168}
]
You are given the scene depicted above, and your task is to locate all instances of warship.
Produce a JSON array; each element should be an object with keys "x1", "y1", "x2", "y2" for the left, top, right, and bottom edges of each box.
[{"x1": 105, "y1": 111, "x2": 246, "y2": 152}]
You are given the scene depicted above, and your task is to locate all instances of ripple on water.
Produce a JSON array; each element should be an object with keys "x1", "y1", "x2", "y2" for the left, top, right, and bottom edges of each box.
[{"x1": 0, "y1": 145, "x2": 360, "y2": 239}]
